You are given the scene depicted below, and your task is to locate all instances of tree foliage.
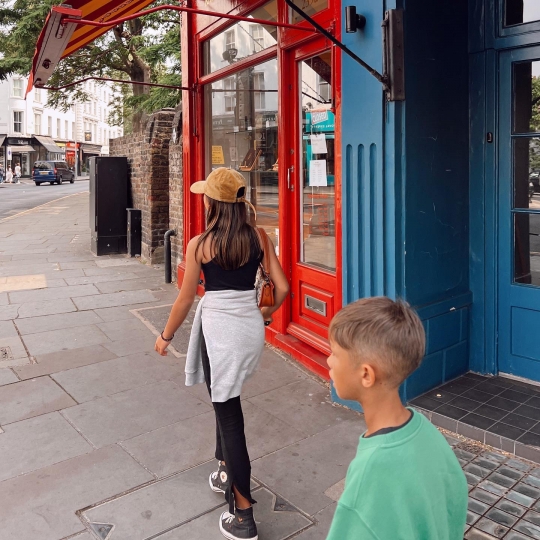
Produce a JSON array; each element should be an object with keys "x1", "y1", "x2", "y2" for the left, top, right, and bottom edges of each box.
[{"x1": 0, "y1": 0, "x2": 181, "y2": 132}]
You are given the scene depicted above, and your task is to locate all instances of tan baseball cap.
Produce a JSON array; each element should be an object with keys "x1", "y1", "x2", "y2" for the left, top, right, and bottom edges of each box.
[{"x1": 190, "y1": 168, "x2": 247, "y2": 203}]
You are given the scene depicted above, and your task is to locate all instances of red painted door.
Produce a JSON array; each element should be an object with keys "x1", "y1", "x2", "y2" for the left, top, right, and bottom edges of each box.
[{"x1": 284, "y1": 39, "x2": 341, "y2": 355}]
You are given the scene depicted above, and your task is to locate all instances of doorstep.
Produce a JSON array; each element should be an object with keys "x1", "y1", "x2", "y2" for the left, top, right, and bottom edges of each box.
[{"x1": 410, "y1": 373, "x2": 540, "y2": 464}]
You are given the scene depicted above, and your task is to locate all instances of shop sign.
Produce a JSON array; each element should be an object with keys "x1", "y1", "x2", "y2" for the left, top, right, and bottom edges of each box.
[
  {"x1": 7, "y1": 138, "x2": 31, "y2": 145},
  {"x1": 84, "y1": 131, "x2": 92, "y2": 142},
  {"x1": 6, "y1": 147, "x2": 11, "y2": 160},
  {"x1": 66, "y1": 142, "x2": 80, "y2": 149}
]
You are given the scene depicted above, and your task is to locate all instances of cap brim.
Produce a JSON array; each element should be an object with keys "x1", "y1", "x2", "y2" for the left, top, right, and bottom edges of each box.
[{"x1": 190, "y1": 180, "x2": 207, "y2": 194}]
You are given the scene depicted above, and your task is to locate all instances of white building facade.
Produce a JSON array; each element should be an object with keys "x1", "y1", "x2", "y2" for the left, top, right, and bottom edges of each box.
[{"x1": 0, "y1": 75, "x2": 123, "y2": 177}]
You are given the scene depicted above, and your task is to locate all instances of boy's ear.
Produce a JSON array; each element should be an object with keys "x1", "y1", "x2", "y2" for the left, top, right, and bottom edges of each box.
[{"x1": 360, "y1": 363, "x2": 377, "y2": 388}]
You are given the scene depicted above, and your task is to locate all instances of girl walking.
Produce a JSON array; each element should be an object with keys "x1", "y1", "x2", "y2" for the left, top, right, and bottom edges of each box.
[{"x1": 155, "y1": 168, "x2": 289, "y2": 540}]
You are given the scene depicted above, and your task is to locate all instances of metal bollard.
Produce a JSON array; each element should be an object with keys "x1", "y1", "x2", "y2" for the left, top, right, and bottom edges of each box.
[{"x1": 164, "y1": 229, "x2": 176, "y2": 283}]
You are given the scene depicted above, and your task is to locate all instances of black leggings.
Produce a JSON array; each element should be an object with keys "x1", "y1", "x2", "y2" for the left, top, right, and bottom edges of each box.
[{"x1": 201, "y1": 334, "x2": 255, "y2": 513}]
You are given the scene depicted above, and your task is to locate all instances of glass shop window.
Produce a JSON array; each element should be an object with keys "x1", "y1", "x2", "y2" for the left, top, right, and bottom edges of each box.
[
  {"x1": 505, "y1": 0, "x2": 540, "y2": 27},
  {"x1": 289, "y1": 0, "x2": 329, "y2": 24},
  {"x1": 203, "y1": 1, "x2": 277, "y2": 75},
  {"x1": 204, "y1": 58, "x2": 280, "y2": 251}
]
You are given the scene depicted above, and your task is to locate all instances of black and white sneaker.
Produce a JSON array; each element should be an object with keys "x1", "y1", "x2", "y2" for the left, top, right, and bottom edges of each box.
[
  {"x1": 209, "y1": 461, "x2": 229, "y2": 494},
  {"x1": 219, "y1": 507, "x2": 258, "y2": 540}
]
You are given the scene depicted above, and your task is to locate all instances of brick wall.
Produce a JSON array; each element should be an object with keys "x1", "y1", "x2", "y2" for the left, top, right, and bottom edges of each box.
[
  {"x1": 110, "y1": 109, "x2": 175, "y2": 264},
  {"x1": 168, "y1": 108, "x2": 184, "y2": 275}
]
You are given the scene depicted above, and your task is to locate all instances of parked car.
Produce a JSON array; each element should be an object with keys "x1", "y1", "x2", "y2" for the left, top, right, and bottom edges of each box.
[{"x1": 33, "y1": 161, "x2": 75, "y2": 186}]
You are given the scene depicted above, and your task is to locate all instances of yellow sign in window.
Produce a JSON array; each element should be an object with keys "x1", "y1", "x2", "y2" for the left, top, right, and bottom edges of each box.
[{"x1": 212, "y1": 145, "x2": 225, "y2": 165}]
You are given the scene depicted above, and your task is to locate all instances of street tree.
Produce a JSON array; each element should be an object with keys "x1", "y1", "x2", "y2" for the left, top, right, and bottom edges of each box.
[{"x1": 0, "y1": 0, "x2": 181, "y2": 132}]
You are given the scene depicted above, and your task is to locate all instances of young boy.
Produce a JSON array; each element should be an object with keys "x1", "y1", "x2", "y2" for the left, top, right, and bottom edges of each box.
[{"x1": 326, "y1": 297, "x2": 468, "y2": 540}]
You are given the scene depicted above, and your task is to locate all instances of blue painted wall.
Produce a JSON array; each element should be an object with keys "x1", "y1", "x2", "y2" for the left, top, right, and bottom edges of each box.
[{"x1": 336, "y1": 0, "x2": 472, "y2": 407}]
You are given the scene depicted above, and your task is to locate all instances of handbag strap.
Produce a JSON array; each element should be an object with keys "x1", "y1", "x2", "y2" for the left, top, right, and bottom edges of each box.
[{"x1": 257, "y1": 227, "x2": 271, "y2": 274}]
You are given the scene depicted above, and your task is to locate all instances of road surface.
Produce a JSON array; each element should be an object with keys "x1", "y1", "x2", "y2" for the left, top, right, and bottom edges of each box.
[{"x1": 0, "y1": 178, "x2": 89, "y2": 221}]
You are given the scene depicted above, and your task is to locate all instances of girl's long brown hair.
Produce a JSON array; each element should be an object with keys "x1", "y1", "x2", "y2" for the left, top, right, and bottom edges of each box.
[{"x1": 196, "y1": 194, "x2": 260, "y2": 270}]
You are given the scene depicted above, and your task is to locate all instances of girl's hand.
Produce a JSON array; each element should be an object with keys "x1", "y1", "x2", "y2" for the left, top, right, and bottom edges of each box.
[
  {"x1": 260, "y1": 307, "x2": 273, "y2": 326},
  {"x1": 155, "y1": 335, "x2": 170, "y2": 356}
]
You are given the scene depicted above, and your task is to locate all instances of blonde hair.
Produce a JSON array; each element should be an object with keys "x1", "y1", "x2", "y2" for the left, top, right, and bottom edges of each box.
[{"x1": 329, "y1": 297, "x2": 426, "y2": 386}]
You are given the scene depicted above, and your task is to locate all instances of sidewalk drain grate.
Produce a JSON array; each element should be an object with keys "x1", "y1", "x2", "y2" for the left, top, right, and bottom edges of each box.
[
  {"x1": 88, "y1": 522, "x2": 114, "y2": 540},
  {"x1": 0, "y1": 347, "x2": 13, "y2": 360}
]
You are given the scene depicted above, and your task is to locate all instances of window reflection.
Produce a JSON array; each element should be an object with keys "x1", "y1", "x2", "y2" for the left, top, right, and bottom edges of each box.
[
  {"x1": 514, "y1": 61, "x2": 540, "y2": 134},
  {"x1": 289, "y1": 0, "x2": 329, "y2": 23},
  {"x1": 514, "y1": 213, "x2": 540, "y2": 286},
  {"x1": 514, "y1": 138, "x2": 540, "y2": 210},
  {"x1": 204, "y1": 59, "x2": 279, "y2": 250},
  {"x1": 506, "y1": 0, "x2": 540, "y2": 26},
  {"x1": 203, "y1": 1, "x2": 277, "y2": 75},
  {"x1": 300, "y1": 51, "x2": 335, "y2": 271}
]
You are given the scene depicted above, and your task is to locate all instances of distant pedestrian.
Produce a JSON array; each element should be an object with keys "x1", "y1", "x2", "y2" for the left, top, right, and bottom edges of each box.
[
  {"x1": 0, "y1": 165, "x2": 4, "y2": 183},
  {"x1": 5, "y1": 168, "x2": 13, "y2": 184},
  {"x1": 14, "y1": 163, "x2": 21, "y2": 183},
  {"x1": 155, "y1": 168, "x2": 289, "y2": 540},
  {"x1": 325, "y1": 297, "x2": 468, "y2": 540}
]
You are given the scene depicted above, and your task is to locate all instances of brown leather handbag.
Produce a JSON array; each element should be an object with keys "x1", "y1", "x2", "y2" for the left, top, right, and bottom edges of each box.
[{"x1": 256, "y1": 228, "x2": 275, "y2": 308}]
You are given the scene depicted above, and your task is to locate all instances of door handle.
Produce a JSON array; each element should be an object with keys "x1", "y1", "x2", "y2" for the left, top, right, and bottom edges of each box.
[{"x1": 287, "y1": 166, "x2": 294, "y2": 191}]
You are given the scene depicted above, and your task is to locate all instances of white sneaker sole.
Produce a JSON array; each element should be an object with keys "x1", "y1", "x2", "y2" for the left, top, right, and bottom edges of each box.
[
  {"x1": 209, "y1": 472, "x2": 226, "y2": 494},
  {"x1": 219, "y1": 512, "x2": 258, "y2": 540}
]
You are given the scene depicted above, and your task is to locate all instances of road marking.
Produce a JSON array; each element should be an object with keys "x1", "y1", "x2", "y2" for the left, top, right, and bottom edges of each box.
[{"x1": 0, "y1": 192, "x2": 89, "y2": 224}]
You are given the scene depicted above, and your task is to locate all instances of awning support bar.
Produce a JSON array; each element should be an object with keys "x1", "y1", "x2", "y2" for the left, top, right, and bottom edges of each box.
[
  {"x1": 283, "y1": 0, "x2": 389, "y2": 92},
  {"x1": 62, "y1": 4, "x2": 317, "y2": 32},
  {"x1": 37, "y1": 76, "x2": 192, "y2": 92}
]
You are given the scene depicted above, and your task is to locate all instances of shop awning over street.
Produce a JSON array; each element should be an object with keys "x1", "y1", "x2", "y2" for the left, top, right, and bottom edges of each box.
[
  {"x1": 27, "y1": 0, "x2": 156, "y2": 92},
  {"x1": 0, "y1": 136, "x2": 5, "y2": 147},
  {"x1": 10, "y1": 145, "x2": 36, "y2": 153},
  {"x1": 33, "y1": 135, "x2": 63, "y2": 153}
]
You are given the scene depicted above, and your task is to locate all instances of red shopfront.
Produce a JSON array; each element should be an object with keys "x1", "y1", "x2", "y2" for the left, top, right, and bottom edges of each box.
[{"x1": 180, "y1": 0, "x2": 342, "y2": 377}]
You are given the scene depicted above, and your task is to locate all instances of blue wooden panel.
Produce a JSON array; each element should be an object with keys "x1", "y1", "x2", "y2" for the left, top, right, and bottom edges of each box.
[
  {"x1": 403, "y1": 0, "x2": 470, "y2": 307},
  {"x1": 444, "y1": 341, "x2": 469, "y2": 381},
  {"x1": 330, "y1": 382, "x2": 363, "y2": 413},
  {"x1": 403, "y1": 351, "x2": 444, "y2": 400},
  {"x1": 511, "y1": 307, "x2": 540, "y2": 363},
  {"x1": 426, "y1": 309, "x2": 462, "y2": 355}
]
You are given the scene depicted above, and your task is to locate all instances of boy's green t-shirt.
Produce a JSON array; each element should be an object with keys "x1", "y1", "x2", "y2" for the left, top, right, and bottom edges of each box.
[{"x1": 326, "y1": 409, "x2": 468, "y2": 540}]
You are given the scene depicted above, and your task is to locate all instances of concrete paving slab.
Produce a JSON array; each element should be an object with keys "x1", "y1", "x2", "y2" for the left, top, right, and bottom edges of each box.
[
  {"x1": 83, "y1": 266, "x2": 140, "y2": 276},
  {"x1": 47, "y1": 254, "x2": 97, "y2": 263},
  {"x1": 0, "y1": 411, "x2": 93, "y2": 482},
  {"x1": 242, "y1": 400, "x2": 308, "y2": 460},
  {"x1": 62, "y1": 380, "x2": 212, "y2": 448},
  {"x1": 0, "y1": 304, "x2": 21, "y2": 321},
  {"x1": 155, "y1": 487, "x2": 313, "y2": 540},
  {"x1": 102, "y1": 334, "x2": 158, "y2": 357},
  {"x1": 52, "y1": 352, "x2": 181, "y2": 402},
  {"x1": 9, "y1": 284, "x2": 99, "y2": 304},
  {"x1": 65, "y1": 272, "x2": 140, "y2": 286},
  {"x1": 0, "y1": 262, "x2": 59, "y2": 276},
  {"x1": 0, "y1": 368, "x2": 18, "y2": 386},
  {"x1": 242, "y1": 348, "x2": 308, "y2": 400},
  {"x1": 22, "y1": 324, "x2": 110, "y2": 356},
  {"x1": 0, "y1": 356, "x2": 31, "y2": 370},
  {"x1": 95, "y1": 258, "x2": 142, "y2": 268},
  {"x1": 17, "y1": 297, "x2": 76, "y2": 318},
  {"x1": 96, "y1": 276, "x2": 165, "y2": 294},
  {"x1": 120, "y1": 410, "x2": 218, "y2": 478},
  {"x1": 248, "y1": 379, "x2": 357, "y2": 437},
  {"x1": 0, "y1": 335, "x2": 28, "y2": 359},
  {"x1": 0, "y1": 445, "x2": 153, "y2": 540},
  {"x1": 81, "y1": 461, "x2": 224, "y2": 540},
  {"x1": 92, "y1": 305, "x2": 142, "y2": 322},
  {"x1": 0, "y1": 292, "x2": 7, "y2": 305},
  {"x1": 59, "y1": 261, "x2": 98, "y2": 270},
  {"x1": 0, "y1": 320, "x2": 18, "y2": 338},
  {"x1": 73, "y1": 290, "x2": 157, "y2": 310},
  {"x1": 251, "y1": 418, "x2": 363, "y2": 516},
  {"x1": 95, "y1": 318, "x2": 151, "y2": 340},
  {"x1": 0, "y1": 376, "x2": 76, "y2": 425},
  {"x1": 14, "y1": 310, "x2": 104, "y2": 335},
  {"x1": 293, "y1": 503, "x2": 336, "y2": 539},
  {"x1": 13, "y1": 344, "x2": 115, "y2": 380},
  {"x1": 12, "y1": 253, "x2": 52, "y2": 261},
  {"x1": 0, "y1": 277, "x2": 67, "y2": 293}
]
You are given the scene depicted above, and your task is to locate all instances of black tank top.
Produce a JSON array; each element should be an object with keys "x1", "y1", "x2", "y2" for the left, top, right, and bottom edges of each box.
[{"x1": 202, "y1": 235, "x2": 264, "y2": 292}]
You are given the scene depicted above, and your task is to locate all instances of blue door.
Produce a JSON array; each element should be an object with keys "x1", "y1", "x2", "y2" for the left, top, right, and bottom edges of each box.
[{"x1": 499, "y1": 47, "x2": 540, "y2": 381}]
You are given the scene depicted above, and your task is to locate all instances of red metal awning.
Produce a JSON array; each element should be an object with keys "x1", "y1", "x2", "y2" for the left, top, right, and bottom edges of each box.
[{"x1": 27, "y1": 0, "x2": 156, "y2": 93}]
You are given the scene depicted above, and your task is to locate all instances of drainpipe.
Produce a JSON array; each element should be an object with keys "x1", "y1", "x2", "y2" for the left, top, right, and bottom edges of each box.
[{"x1": 164, "y1": 229, "x2": 176, "y2": 283}]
